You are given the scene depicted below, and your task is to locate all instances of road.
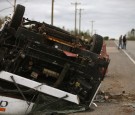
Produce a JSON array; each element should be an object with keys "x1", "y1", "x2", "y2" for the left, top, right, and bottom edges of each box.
[
  {"x1": 71, "y1": 40, "x2": 135, "y2": 115},
  {"x1": 104, "y1": 40, "x2": 135, "y2": 94},
  {"x1": 125, "y1": 41, "x2": 135, "y2": 60}
]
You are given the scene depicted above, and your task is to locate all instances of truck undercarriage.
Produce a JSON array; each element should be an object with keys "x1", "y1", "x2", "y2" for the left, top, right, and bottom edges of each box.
[{"x1": 0, "y1": 4, "x2": 110, "y2": 114}]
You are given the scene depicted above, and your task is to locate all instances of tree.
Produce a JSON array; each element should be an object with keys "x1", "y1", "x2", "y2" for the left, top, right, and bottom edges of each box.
[
  {"x1": 103, "y1": 36, "x2": 109, "y2": 40},
  {"x1": 127, "y1": 29, "x2": 135, "y2": 40},
  {"x1": 131, "y1": 29, "x2": 135, "y2": 36},
  {"x1": 0, "y1": 18, "x2": 4, "y2": 28}
]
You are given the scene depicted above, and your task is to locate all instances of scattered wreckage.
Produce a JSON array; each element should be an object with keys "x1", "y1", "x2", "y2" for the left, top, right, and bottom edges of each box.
[{"x1": 0, "y1": 4, "x2": 110, "y2": 115}]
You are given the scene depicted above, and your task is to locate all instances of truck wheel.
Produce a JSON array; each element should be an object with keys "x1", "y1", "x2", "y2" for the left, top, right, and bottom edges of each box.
[
  {"x1": 10, "y1": 4, "x2": 25, "y2": 30},
  {"x1": 90, "y1": 34, "x2": 103, "y2": 54}
]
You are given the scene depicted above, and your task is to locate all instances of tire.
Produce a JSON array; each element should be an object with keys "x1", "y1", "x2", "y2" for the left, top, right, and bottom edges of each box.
[
  {"x1": 9, "y1": 4, "x2": 25, "y2": 30},
  {"x1": 90, "y1": 34, "x2": 103, "y2": 54}
]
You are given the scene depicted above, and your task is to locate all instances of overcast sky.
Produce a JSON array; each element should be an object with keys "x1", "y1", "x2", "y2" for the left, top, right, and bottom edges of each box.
[{"x1": 0, "y1": 0, "x2": 135, "y2": 38}]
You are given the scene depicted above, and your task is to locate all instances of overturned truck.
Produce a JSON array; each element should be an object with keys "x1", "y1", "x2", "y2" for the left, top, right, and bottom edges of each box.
[{"x1": 0, "y1": 4, "x2": 110, "y2": 115}]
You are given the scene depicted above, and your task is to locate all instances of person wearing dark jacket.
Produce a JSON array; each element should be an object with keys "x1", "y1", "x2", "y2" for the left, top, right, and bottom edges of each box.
[
  {"x1": 122, "y1": 35, "x2": 127, "y2": 49},
  {"x1": 118, "y1": 35, "x2": 122, "y2": 49}
]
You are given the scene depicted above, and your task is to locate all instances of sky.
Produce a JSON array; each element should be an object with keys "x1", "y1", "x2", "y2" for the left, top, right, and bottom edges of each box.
[{"x1": 0, "y1": 0, "x2": 135, "y2": 39}]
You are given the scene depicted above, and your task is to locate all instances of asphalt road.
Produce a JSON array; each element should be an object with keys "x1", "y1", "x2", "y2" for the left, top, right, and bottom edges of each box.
[
  {"x1": 122, "y1": 41, "x2": 135, "y2": 62},
  {"x1": 70, "y1": 40, "x2": 135, "y2": 115},
  {"x1": 103, "y1": 40, "x2": 135, "y2": 94}
]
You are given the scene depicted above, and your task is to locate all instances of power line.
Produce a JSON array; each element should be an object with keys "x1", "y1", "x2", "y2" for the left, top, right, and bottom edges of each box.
[
  {"x1": 6, "y1": 0, "x2": 13, "y2": 6},
  {"x1": 19, "y1": 0, "x2": 29, "y2": 5},
  {"x1": 1, "y1": 0, "x2": 28, "y2": 13},
  {"x1": 71, "y1": 2, "x2": 81, "y2": 35},
  {"x1": 0, "y1": 7, "x2": 12, "y2": 12},
  {"x1": 5, "y1": 0, "x2": 16, "y2": 13}
]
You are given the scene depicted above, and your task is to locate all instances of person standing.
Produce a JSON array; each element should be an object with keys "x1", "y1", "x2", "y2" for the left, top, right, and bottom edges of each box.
[
  {"x1": 118, "y1": 35, "x2": 122, "y2": 49},
  {"x1": 123, "y1": 35, "x2": 127, "y2": 49}
]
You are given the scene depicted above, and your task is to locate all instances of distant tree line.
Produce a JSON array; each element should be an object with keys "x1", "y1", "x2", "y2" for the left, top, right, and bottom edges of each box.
[
  {"x1": 67, "y1": 29, "x2": 91, "y2": 42},
  {"x1": 103, "y1": 36, "x2": 109, "y2": 40},
  {"x1": 127, "y1": 28, "x2": 135, "y2": 40}
]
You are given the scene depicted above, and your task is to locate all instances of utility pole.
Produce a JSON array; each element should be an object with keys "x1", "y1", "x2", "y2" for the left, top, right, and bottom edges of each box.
[
  {"x1": 51, "y1": 0, "x2": 54, "y2": 25},
  {"x1": 71, "y1": 2, "x2": 81, "y2": 35},
  {"x1": 13, "y1": 0, "x2": 16, "y2": 12},
  {"x1": 90, "y1": 20, "x2": 95, "y2": 36},
  {"x1": 94, "y1": 29, "x2": 97, "y2": 34},
  {"x1": 78, "y1": 8, "x2": 84, "y2": 35}
]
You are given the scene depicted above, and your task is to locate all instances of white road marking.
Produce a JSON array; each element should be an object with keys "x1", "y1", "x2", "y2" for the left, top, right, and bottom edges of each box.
[{"x1": 114, "y1": 41, "x2": 135, "y2": 65}]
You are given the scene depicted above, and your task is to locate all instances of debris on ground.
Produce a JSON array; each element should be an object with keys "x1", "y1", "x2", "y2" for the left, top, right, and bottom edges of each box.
[{"x1": 95, "y1": 90, "x2": 135, "y2": 104}]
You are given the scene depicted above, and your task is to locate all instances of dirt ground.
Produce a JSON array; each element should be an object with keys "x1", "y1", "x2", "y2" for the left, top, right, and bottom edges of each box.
[{"x1": 70, "y1": 40, "x2": 135, "y2": 115}]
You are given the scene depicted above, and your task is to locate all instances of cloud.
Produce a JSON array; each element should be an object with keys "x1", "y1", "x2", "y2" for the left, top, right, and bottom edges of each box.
[{"x1": 0, "y1": 0, "x2": 135, "y2": 38}]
